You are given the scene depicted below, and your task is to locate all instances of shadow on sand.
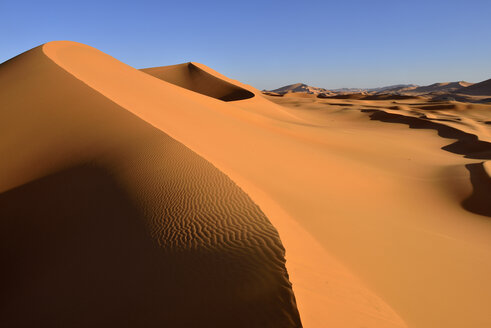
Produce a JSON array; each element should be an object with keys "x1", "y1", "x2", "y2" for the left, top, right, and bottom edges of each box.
[
  {"x1": 141, "y1": 63, "x2": 255, "y2": 102},
  {"x1": 0, "y1": 164, "x2": 300, "y2": 327},
  {"x1": 462, "y1": 162, "x2": 491, "y2": 217},
  {"x1": 362, "y1": 109, "x2": 491, "y2": 218},
  {"x1": 362, "y1": 109, "x2": 491, "y2": 160}
]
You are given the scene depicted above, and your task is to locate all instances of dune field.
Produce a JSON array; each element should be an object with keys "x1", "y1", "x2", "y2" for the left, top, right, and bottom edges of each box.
[{"x1": 1, "y1": 41, "x2": 490, "y2": 327}]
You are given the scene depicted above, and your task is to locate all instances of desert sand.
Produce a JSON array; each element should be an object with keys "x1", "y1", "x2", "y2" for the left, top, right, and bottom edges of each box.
[
  {"x1": 457, "y1": 78, "x2": 491, "y2": 96},
  {"x1": 1, "y1": 41, "x2": 490, "y2": 327}
]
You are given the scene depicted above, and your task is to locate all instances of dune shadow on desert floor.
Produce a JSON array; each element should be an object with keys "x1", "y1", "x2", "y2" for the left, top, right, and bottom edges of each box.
[
  {"x1": 362, "y1": 109, "x2": 491, "y2": 218},
  {"x1": 462, "y1": 162, "x2": 491, "y2": 217},
  {"x1": 0, "y1": 164, "x2": 301, "y2": 328},
  {"x1": 361, "y1": 109, "x2": 491, "y2": 160}
]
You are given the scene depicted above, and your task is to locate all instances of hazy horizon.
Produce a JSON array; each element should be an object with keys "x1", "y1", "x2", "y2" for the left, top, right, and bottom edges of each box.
[
  {"x1": 2, "y1": 0, "x2": 490, "y2": 90},
  {"x1": 265, "y1": 82, "x2": 447, "y2": 91}
]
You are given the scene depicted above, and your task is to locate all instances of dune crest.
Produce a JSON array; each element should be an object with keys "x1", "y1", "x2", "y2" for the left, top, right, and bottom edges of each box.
[
  {"x1": 457, "y1": 78, "x2": 491, "y2": 96},
  {"x1": 141, "y1": 62, "x2": 255, "y2": 101},
  {"x1": 0, "y1": 42, "x2": 301, "y2": 327},
  {"x1": 5, "y1": 40, "x2": 491, "y2": 328}
]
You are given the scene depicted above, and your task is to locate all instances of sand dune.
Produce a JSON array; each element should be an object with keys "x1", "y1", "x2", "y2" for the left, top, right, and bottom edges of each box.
[
  {"x1": 404, "y1": 81, "x2": 473, "y2": 95},
  {"x1": 462, "y1": 161, "x2": 491, "y2": 216},
  {"x1": 268, "y1": 83, "x2": 333, "y2": 96},
  {"x1": 265, "y1": 80, "x2": 485, "y2": 100},
  {"x1": 265, "y1": 94, "x2": 491, "y2": 327},
  {"x1": 2, "y1": 41, "x2": 491, "y2": 328},
  {"x1": 457, "y1": 77, "x2": 491, "y2": 96},
  {"x1": 362, "y1": 109, "x2": 491, "y2": 159},
  {"x1": 283, "y1": 92, "x2": 319, "y2": 98},
  {"x1": 372, "y1": 84, "x2": 419, "y2": 94},
  {"x1": 361, "y1": 107, "x2": 491, "y2": 217},
  {"x1": 266, "y1": 83, "x2": 420, "y2": 95},
  {"x1": 322, "y1": 93, "x2": 367, "y2": 99},
  {"x1": 141, "y1": 62, "x2": 255, "y2": 101},
  {"x1": 320, "y1": 93, "x2": 420, "y2": 101},
  {"x1": 0, "y1": 43, "x2": 300, "y2": 327}
]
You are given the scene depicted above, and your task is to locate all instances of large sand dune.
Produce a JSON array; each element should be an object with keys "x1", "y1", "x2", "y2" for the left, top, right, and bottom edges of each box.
[
  {"x1": 1, "y1": 41, "x2": 491, "y2": 327},
  {"x1": 0, "y1": 43, "x2": 300, "y2": 327}
]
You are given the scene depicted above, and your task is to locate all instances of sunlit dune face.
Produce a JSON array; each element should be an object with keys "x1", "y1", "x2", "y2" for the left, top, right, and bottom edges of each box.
[{"x1": 1, "y1": 40, "x2": 491, "y2": 328}]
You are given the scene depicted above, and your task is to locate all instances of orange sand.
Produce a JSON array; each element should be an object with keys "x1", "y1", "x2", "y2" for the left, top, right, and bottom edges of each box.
[{"x1": 1, "y1": 41, "x2": 491, "y2": 327}]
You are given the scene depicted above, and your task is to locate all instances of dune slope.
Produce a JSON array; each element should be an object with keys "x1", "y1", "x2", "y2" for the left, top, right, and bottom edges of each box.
[
  {"x1": 4, "y1": 40, "x2": 491, "y2": 328},
  {"x1": 404, "y1": 81, "x2": 473, "y2": 94},
  {"x1": 43, "y1": 41, "x2": 413, "y2": 328},
  {"x1": 262, "y1": 94, "x2": 491, "y2": 328},
  {"x1": 457, "y1": 77, "x2": 491, "y2": 96},
  {"x1": 141, "y1": 62, "x2": 254, "y2": 101},
  {"x1": 0, "y1": 44, "x2": 301, "y2": 327}
]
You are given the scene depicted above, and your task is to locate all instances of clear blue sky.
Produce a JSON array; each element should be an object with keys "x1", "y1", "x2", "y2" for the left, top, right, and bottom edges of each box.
[{"x1": 2, "y1": 0, "x2": 490, "y2": 90}]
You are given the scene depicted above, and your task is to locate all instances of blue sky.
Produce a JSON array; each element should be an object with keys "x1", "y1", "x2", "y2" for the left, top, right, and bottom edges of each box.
[{"x1": 2, "y1": 0, "x2": 490, "y2": 89}]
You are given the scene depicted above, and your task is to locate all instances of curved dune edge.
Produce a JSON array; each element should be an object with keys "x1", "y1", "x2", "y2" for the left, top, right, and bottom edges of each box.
[
  {"x1": 141, "y1": 61, "x2": 312, "y2": 124},
  {"x1": 140, "y1": 62, "x2": 255, "y2": 101},
  {"x1": 0, "y1": 43, "x2": 302, "y2": 326},
  {"x1": 208, "y1": 177, "x2": 408, "y2": 328},
  {"x1": 42, "y1": 41, "x2": 408, "y2": 327},
  {"x1": 212, "y1": 94, "x2": 491, "y2": 326},
  {"x1": 484, "y1": 161, "x2": 491, "y2": 177},
  {"x1": 361, "y1": 109, "x2": 491, "y2": 160},
  {"x1": 462, "y1": 161, "x2": 491, "y2": 217},
  {"x1": 359, "y1": 107, "x2": 491, "y2": 217},
  {"x1": 141, "y1": 61, "x2": 408, "y2": 327}
]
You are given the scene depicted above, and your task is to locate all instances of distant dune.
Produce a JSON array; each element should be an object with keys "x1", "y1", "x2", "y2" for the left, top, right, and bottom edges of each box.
[
  {"x1": 336, "y1": 84, "x2": 419, "y2": 94},
  {"x1": 456, "y1": 78, "x2": 491, "y2": 96},
  {"x1": 371, "y1": 84, "x2": 419, "y2": 93},
  {"x1": 265, "y1": 83, "x2": 419, "y2": 96},
  {"x1": 2, "y1": 41, "x2": 491, "y2": 328},
  {"x1": 404, "y1": 81, "x2": 473, "y2": 95},
  {"x1": 141, "y1": 63, "x2": 255, "y2": 101},
  {"x1": 265, "y1": 80, "x2": 487, "y2": 98},
  {"x1": 267, "y1": 82, "x2": 333, "y2": 96}
]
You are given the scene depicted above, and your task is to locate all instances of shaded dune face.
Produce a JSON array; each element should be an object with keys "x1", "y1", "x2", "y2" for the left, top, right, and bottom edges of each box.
[
  {"x1": 141, "y1": 63, "x2": 255, "y2": 101},
  {"x1": 457, "y1": 78, "x2": 491, "y2": 96},
  {"x1": 0, "y1": 165, "x2": 164, "y2": 327},
  {"x1": 463, "y1": 162, "x2": 491, "y2": 217},
  {"x1": 362, "y1": 110, "x2": 491, "y2": 160},
  {"x1": 0, "y1": 45, "x2": 301, "y2": 327},
  {"x1": 361, "y1": 109, "x2": 491, "y2": 218},
  {"x1": 322, "y1": 94, "x2": 420, "y2": 101}
]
